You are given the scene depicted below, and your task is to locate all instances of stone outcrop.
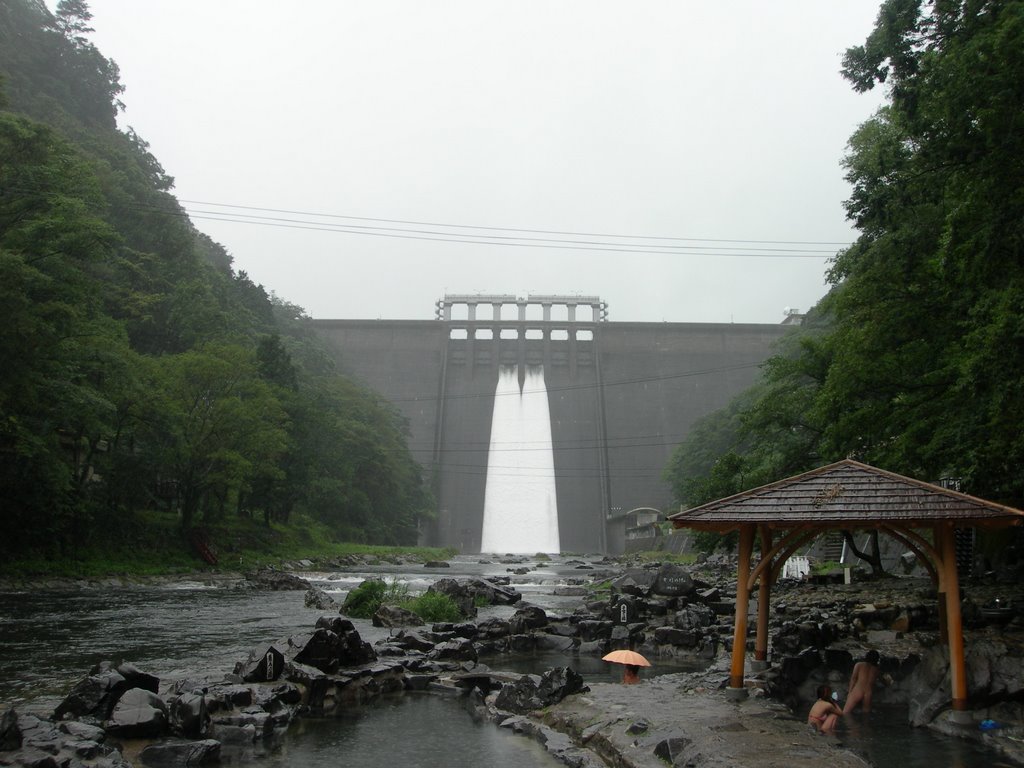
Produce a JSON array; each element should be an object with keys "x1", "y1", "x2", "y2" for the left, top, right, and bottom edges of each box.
[
  {"x1": 243, "y1": 568, "x2": 311, "y2": 591},
  {"x1": 492, "y1": 667, "x2": 588, "y2": 714}
]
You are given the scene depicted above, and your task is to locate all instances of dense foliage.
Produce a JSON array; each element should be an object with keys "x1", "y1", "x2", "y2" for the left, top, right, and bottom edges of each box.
[
  {"x1": 0, "y1": 0, "x2": 432, "y2": 560},
  {"x1": 666, "y1": 0, "x2": 1024, "y2": 511}
]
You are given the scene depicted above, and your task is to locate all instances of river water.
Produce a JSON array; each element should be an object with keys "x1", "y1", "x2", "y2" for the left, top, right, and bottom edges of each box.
[{"x1": 0, "y1": 555, "x2": 1008, "y2": 767}]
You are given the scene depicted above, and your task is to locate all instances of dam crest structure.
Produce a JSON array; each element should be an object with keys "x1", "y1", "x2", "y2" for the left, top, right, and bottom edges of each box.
[{"x1": 311, "y1": 294, "x2": 795, "y2": 554}]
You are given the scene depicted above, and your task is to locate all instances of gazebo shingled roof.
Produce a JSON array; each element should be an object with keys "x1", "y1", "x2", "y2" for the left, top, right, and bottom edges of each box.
[
  {"x1": 669, "y1": 459, "x2": 1024, "y2": 530},
  {"x1": 667, "y1": 458, "x2": 1024, "y2": 718}
]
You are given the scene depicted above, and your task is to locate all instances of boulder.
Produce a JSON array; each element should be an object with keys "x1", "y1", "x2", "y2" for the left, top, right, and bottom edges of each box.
[
  {"x1": 509, "y1": 606, "x2": 548, "y2": 634},
  {"x1": 461, "y1": 578, "x2": 522, "y2": 606},
  {"x1": 427, "y1": 639, "x2": 478, "y2": 663},
  {"x1": 58, "y1": 720, "x2": 105, "y2": 744},
  {"x1": 167, "y1": 692, "x2": 209, "y2": 738},
  {"x1": 653, "y1": 564, "x2": 695, "y2": 597},
  {"x1": 493, "y1": 667, "x2": 588, "y2": 714},
  {"x1": 284, "y1": 661, "x2": 330, "y2": 710},
  {"x1": 139, "y1": 738, "x2": 220, "y2": 766},
  {"x1": 244, "y1": 568, "x2": 311, "y2": 591},
  {"x1": 476, "y1": 617, "x2": 512, "y2": 639},
  {"x1": 106, "y1": 687, "x2": 168, "y2": 739},
  {"x1": 313, "y1": 617, "x2": 377, "y2": 666},
  {"x1": 611, "y1": 570, "x2": 657, "y2": 597},
  {"x1": 304, "y1": 587, "x2": 338, "y2": 610},
  {"x1": 382, "y1": 629, "x2": 436, "y2": 653},
  {"x1": 576, "y1": 620, "x2": 614, "y2": 642},
  {"x1": 653, "y1": 626, "x2": 701, "y2": 648},
  {"x1": 426, "y1": 579, "x2": 477, "y2": 617},
  {"x1": 289, "y1": 629, "x2": 345, "y2": 672},
  {"x1": 674, "y1": 603, "x2": 715, "y2": 631},
  {"x1": 54, "y1": 661, "x2": 159, "y2": 721},
  {"x1": 372, "y1": 605, "x2": 425, "y2": 628},
  {"x1": 234, "y1": 643, "x2": 287, "y2": 682},
  {"x1": 1, "y1": 708, "x2": 21, "y2": 750}
]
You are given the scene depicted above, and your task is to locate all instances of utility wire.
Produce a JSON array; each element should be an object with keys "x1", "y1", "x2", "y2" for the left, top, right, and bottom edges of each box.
[
  {"x1": 180, "y1": 207, "x2": 838, "y2": 255},
  {"x1": 182, "y1": 211, "x2": 838, "y2": 259},
  {"x1": 177, "y1": 198, "x2": 854, "y2": 247}
]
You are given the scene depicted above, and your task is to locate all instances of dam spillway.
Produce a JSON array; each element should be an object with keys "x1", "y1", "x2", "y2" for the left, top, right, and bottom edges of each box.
[
  {"x1": 480, "y1": 365, "x2": 560, "y2": 555},
  {"x1": 310, "y1": 294, "x2": 794, "y2": 554}
]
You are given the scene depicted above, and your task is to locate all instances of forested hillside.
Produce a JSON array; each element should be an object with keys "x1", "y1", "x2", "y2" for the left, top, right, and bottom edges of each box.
[
  {"x1": 665, "y1": 0, "x2": 1024, "y2": 512},
  {"x1": 0, "y1": 0, "x2": 432, "y2": 561}
]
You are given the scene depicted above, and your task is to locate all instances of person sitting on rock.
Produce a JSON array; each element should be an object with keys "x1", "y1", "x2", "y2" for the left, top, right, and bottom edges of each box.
[
  {"x1": 843, "y1": 649, "x2": 881, "y2": 714},
  {"x1": 807, "y1": 685, "x2": 843, "y2": 734},
  {"x1": 622, "y1": 664, "x2": 640, "y2": 684}
]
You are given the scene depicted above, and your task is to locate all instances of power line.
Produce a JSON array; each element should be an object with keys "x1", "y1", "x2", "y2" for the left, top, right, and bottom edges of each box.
[
  {"x1": 181, "y1": 211, "x2": 838, "y2": 259},
  {"x1": 179, "y1": 206, "x2": 840, "y2": 255},
  {"x1": 177, "y1": 198, "x2": 853, "y2": 247}
]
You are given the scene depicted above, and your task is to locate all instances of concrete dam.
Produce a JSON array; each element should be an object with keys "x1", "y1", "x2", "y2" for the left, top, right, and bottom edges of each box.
[{"x1": 310, "y1": 294, "x2": 795, "y2": 554}]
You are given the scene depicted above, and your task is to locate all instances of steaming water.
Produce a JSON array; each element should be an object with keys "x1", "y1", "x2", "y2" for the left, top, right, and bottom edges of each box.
[{"x1": 480, "y1": 365, "x2": 560, "y2": 554}]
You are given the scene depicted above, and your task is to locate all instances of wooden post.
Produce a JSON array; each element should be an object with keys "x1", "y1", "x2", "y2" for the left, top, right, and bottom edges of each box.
[
  {"x1": 754, "y1": 527, "x2": 772, "y2": 667},
  {"x1": 939, "y1": 523, "x2": 969, "y2": 715},
  {"x1": 729, "y1": 525, "x2": 755, "y2": 693}
]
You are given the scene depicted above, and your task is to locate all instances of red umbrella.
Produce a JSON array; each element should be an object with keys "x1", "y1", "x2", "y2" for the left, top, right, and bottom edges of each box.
[{"x1": 602, "y1": 649, "x2": 651, "y2": 667}]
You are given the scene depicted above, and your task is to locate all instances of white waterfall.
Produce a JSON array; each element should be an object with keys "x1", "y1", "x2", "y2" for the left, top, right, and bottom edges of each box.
[{"x1": 480, "y1": 365, "x2": 560, "y2": 554}]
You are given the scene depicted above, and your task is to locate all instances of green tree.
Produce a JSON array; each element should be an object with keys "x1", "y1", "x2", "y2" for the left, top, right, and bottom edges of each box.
[
  {"x1": 140, "y1": 344, "x2": 288, "y2": 532},
  {"x1": 0, "y1": 113, "x2": 124, "y2": 555},
  {"x1": 667, "y1": 0, "x2": 1024, "y2": 514}
]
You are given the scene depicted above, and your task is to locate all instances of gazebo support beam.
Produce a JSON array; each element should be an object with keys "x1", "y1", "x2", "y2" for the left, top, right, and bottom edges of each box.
[
  {"x1": 727, "y1": 525, "x2": 755, "y2": 698},
  {"x1": 938, "y1": 523, "x2": 970, "y2": 720},
  {"x1": 753, "y1": 526, "x2": 772, "y2": 668}
]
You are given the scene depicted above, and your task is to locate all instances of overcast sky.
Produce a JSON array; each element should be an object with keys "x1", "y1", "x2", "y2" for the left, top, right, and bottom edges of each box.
[{"x1": 76, "y1": 1, "x2": 887, "y2": 324}]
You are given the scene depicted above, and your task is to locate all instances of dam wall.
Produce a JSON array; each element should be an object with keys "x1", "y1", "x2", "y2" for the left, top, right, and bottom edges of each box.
[{"x1": 310, "y1": 309, "x2": 791, "y2": 554}]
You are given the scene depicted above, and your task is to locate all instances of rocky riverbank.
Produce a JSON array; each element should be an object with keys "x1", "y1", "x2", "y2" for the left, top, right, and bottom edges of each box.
[{"x1": 3, "y1": 554, "x2": 1024, "y2": 767}]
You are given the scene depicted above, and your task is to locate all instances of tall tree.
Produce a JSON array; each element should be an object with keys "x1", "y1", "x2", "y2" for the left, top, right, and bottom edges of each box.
[{"x1": 666, "y1": 0, "x2": 1024, "y2": 523}]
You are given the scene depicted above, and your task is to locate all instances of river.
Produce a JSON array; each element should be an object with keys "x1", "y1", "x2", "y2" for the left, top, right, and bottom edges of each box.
[{"x1": 0, "y1": 555, "x2": 1009, "y2": 767}]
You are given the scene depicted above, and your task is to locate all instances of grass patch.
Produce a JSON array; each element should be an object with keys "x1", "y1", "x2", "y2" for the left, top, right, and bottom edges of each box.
[
  {"x1": 813, "y1": 559, "x2": 844, "y2": 574},
  {"x1": 631, "y1": 551, "x2": 698, "y2": 565},
  {"x1": 0, "y1": 510, "x2": 457, "y2": 580}
]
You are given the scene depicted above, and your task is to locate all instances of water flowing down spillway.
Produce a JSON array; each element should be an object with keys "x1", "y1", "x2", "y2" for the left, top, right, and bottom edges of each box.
[{"x1": 480, "y1": 365, "x2": 560, "y2": 554}]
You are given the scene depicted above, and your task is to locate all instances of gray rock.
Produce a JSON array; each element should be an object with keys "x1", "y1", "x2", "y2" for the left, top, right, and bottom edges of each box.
[
  {"x1": 244, "y1": 569, "x2": 310, "y2": 591},
  {"x1": 427, "y1": 639, "x2": 478, "y2": 663},
  {"x1": 611, "y1": 569, "x2": 658, "y2": 597},
  {"x1": 106, "y1": 687, "x2": 168, "y2": 739},
  {"x1": 426, "y1": 578, "x2": 477, "y2": 617},
  {"x1": 167, "y1": 692, "x2": 209, "y2": 737},
  {"x1": 234, "y1": 643, "x2": 287, "y2": 682},
  {"x1": 58, "y1": 720, "x2": 105, "y2": 743},
  {"x1": 304, "y1": 586, "x2": 338, "y2": 610},
  {"x1": 493, "y1": 667, "x2": 588, "y2": 715},
  {"x1": 1, "y1": 708, "x2": 21, "y2": 751},
  {"x1": 372, "y1": 605, "x2": 425, "y2": 628},
  {"x1": 139, "y1": 738, "x2": 221, "y2": 766},
  {"x1": 509, "y1": 606, "x2": 548, "y2": 634},
  {"x1": 653, "y1": 564, "x2": 695, "y2": 597}
]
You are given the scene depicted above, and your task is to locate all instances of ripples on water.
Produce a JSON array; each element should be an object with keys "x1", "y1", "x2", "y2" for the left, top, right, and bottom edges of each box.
[{"x1": 226, "y1": 694, "x2": 562, "y2": 768}]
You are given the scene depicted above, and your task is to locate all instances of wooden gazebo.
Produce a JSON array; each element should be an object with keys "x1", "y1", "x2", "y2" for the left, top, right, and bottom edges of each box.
[{"x1": 668, "y1": 459, "x2": 1024, "y2": 719}]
